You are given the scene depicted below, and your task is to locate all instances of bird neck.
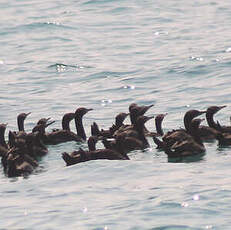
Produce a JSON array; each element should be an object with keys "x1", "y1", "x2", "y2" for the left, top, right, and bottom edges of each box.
[
  {"x1": 184, "y1": 116, "x2": 193, "y2": 132},
  {"x1": 135, "y1": 123, "x2": 149, "y2": 147},
  {"x1": 62, "y1": 118, "x2": 71, "y2": 131},
  {"x1": 189, "y1": 124, "x2": 204, "y2": 146},
  {"x1": 206, "y1": 112, "x2": 218, "y2": 129},
  {"x1": 17, "y1": 118, "x2": 25, "y2": 132},
  {"x1": 0, "y1": 129, "x2": 7, "y2": 148},
  {"x1": 88, "y1": 139, "x2": 96, "y2": 151},
  {"x1": 155, "y1": 119, "x2": 164, "y2": 136},
  {"x1": 115, "y1": 119, "x2": 123, "y2": 127},
  {"x1": 75, "y1": 116, "x2": 86, "y2": 140}
]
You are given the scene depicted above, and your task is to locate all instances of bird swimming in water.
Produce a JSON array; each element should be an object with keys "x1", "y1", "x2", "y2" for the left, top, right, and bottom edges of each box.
[
  {"x1": 103, "y1": 115, "x2": 154, "y2": 154},
  {"x1": 17, "y1": 112, "x2": 31, "y2": 133},
  {"x1": 44, "y1": 112, "x2": 83, "y2": 145},
  {"x1": 215, "y1": 132, "x2": 231, "y2": 146},
  {"x1": 0, "y1": 123, "x2": 9, "y2": 157},
  {"x1": 74, "y1": 107, "x2": 93, "y2": 141},
  {"x1": 160, "y1": 118, "x2": 206, "y2": 159},
  {"x1": 113, "y1": 103, "x2": 154, "y2": 137},
  {"x1": 197, "y1": 105, "x2": 226, "y2": 141},
  {"x1": 128, "y1": 103, "x2": 154, "y2": 125},
  {"x1": 2, "y1": 147, "x2": 38, "y2": 177},
  {"x1": 147, "y1": 113, "x2": 167, "y2": 137},
  {"x1": 131, "y1": 115, "x2": 154, "y2": 148},
  {"x1": 36, "y1": 108, "x2": 92, "y2": 145},
  {"x1": 102, "y1": 132, "x2": 142, "y2": 156},
  {"x1": 91, "y1": 112, "x2": 129, "y2": 138},
  {"x1": 153, "y1": 109, "x2": 206, "y2": 149},
  {"x1": 62, "y1": 135, "x2": 128, "y2": 166}
]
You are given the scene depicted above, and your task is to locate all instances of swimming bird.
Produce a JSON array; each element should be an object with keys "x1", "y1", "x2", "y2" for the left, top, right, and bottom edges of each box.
[
  {"x1": 74, "y1": 107, "x2": 93, "y2": 141},
  {"x1": 17, "y1": 112, "x2": 31, "y2": 133},
  {"x1": 44, "y1": 112, "x2": 83, "y2": 145},
  {"x1": 88, "y1": 135, "x2": 130, "y2": 159},
  {"x1": 113, "y1": 104, "x2": 153, "y2": 137},
  {"x1": 26, "y1": 131, "x2": 48, "y2": 158},
  {"x1": 153, "y1": 109, "x2": 206, "y2": 149},
  {"x1": 62, "y1": 135, "x2": 128, "y2": 166},
  {"x1": 91, "y1": 112, "x2": 129, "y2": 138},
  {"x1": 37, "y1": 117, "x2": 52, "y2": 126},
  {"x1": 87, "y1": 135, "x2": 98, "y2": 151},
  {"x1": 147, "y1": 113, "x2": 167, "y2": 137},
  {"x1": 8, "y1": 113, "x2": 32, "y2": 146},
  {"x1": 197, "y1": 105, "x2": 226, "y2": 141},
  {"x1": 62, "y1": 148, "x2": 127, "y2": 166},
  {"x1": 215, "y1": 131, "x2": 231, "y2": 146},
  {"x1": 129, "y1": 103, "x2": 154, "y2": 125},
  {"x1": 102, "y1": 132, "x2": 142, "y2": 156},
  {"x1": 162, "y1": 118, "x2": 206, "y2": 158},
  {"x1": 132, "y1": 115, "x2": 154, "y2": 148},
  {"x1": 2, "y1": 147, "x2": 38, "y2": 177},
  {"x1": 0, "y1": 123, "x2": 9, "y2": 157},
  {"x1": 104, "y1": 115, "x2": 154, "y2": 153}
]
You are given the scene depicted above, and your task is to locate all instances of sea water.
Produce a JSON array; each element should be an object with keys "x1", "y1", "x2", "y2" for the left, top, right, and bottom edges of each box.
[{"x1": 1, "y1": 0, "x2": 231, "y2": 229}]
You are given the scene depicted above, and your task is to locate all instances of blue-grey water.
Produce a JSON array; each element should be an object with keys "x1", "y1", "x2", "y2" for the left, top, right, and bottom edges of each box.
[{"x1": 1, "y1": 0, "x2": 231, "y2": 229}]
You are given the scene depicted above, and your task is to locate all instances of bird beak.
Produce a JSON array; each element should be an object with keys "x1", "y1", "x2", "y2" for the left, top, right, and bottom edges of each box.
[
  {"x1": 26, "y1": 112, "x2": 31, "y2": 117},
  {"x1": 219, "y1": 105, "x2": 227, "y2": 110},
  {"x1": 46, "y1": 120, "x2": 55, "y2": 127},
  {"x1": 84, "y1": 108, "x2": 93, "y2": 115},
  {"x1": 199, "y1": 111, "x2": 207, "y2": 115},
  {"x1": 46, "y1": 117, "x2": 51, "y2": 122},
  {"x1": 123, "y1": 113, "x2": 130, "y2": 119},
  {"x1": 145, "y1": 116, "x2": 155, "y2": 123}
]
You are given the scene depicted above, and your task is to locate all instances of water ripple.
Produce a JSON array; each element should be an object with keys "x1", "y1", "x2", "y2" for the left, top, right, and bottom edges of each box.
[{"x1": 48, "y1": 63, "x2": 93, "y2": 72}]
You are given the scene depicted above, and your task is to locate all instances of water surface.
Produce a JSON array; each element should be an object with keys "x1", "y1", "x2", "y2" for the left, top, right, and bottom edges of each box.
[{"x1": 1, "y1": 0, "x2": 231, "y2": 229}]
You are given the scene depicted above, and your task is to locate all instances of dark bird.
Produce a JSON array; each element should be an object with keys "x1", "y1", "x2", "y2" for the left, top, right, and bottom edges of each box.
[
  {"x1": 205, "y1": 105, "x2": 226, "y2": 129},
  {"x1": 114, "y1": 104, "x2": 153, "y2": 137},
  {"x1": 129, "y1": 103, "x2": 154, "y2": 125},
  {"x1": 102, "y1": 132, "x2": 142, "y2": 156},
  {"x1": 0, "y1": 123, "x2": 8, "y2": 157},
  {"x1": 17, "y1": 112, "x2": 31, "y2": 133},
  {"x1": 153, "y1": 109, "x2": 206, "y2": 149},
  {"x1": 87, "y1": 135, "x2": 98, "y2": 151},
  {"x1": 74, "y1": 107, "x2": 93, "y2": 141},
  {"x1": 197, "y1": 105, "x2": 226, "y2": 141},
  {"x1": 104, "y1": 115, "x2": 154, "y2": 153},
  {"x1": 44, "y1": 112, "x2": 83, "y2": 145},
  {"x1": 62, "y1": 135, "x2": 128, "y2": 166},
  {"x1": 87, "y1": 135, "x2": 129, "y2": 159},
  {"x1": 215, "y1": 132, "x2": 231, "y2": 146},
  {"x1": 113, "y1": 107, "x2": 140, "y2": 137},
  {"x1": 37, "y1": 117, "x2": 52, "y2": 126},
  {"x1": 91, "y1": 112, "x2": 129, "y2": 138},
  {"x1": 147, "y1": 113, "x2": 167, "y2": 137},
  {"x1": 2, "y1": 147, "x2": 38, "y2": 177},
  {"x1": 62, "y1": 148, "x2": 128, "y2": 166},
  {"x1": 132, "y1": 115, "x2": 154, "y2": 148},
  {"x1": 162, "y1": 118, "x2": 206, "y2": 158},
  {"x1": 26, "y1": 131, "x2": 48, "y2": 158}
]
